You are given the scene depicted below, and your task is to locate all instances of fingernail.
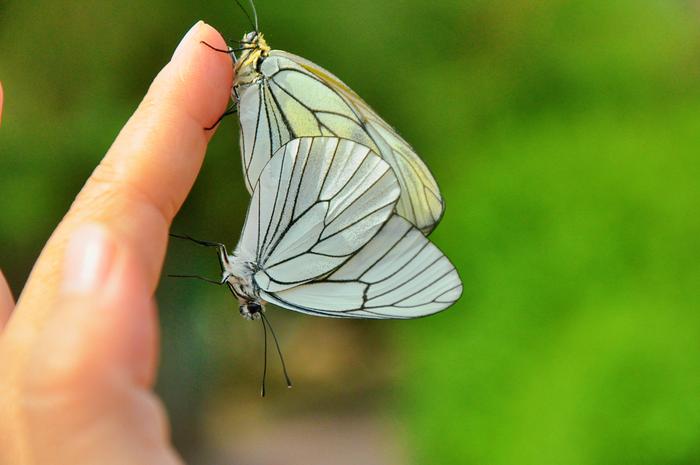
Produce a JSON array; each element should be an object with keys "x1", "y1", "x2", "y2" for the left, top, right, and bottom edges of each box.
[
  {"x1": 61, "y1": 224, "x2": 115, "y2": 295},
  {"x1": 173, "y1": 21, "x2": 203, "y2": 60}
]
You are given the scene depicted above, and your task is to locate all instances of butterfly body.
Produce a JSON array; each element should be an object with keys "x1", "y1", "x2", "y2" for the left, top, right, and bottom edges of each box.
[
  {"x1": 234, "y1": 31, "x2": 269, "y2": 86},
  {"x1": 221, "y1": 254, "x2": 263, "y2": 319}
]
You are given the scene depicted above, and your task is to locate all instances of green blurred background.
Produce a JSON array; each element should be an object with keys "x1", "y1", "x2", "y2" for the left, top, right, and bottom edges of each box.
[{"x1": 2, "y1": 0, "x2": 700, "y2": 463}]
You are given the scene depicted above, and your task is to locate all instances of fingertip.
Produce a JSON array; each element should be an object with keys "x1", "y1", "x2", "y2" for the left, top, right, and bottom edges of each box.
[
  {"x1": 197, "y1": 23, "x2": 236, "y2": 125},
  {"x1": 173, "y1": 21, "x2": 229, "y2": 62},
  {"x1": 166, "y1": 21, "x2": 234, "y2": 132}
]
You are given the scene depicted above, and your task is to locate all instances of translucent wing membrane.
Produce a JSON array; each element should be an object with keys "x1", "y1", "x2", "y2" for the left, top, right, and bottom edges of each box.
[
  {"x1": 236, "y1": 137, "x2": 400, "y2": 291},
  {"x1": 260, "y1": 215, "x2": 462, "y2": 319},
  {"x1": 237, "y1": 50, "x2": 444, "y2": 235}
]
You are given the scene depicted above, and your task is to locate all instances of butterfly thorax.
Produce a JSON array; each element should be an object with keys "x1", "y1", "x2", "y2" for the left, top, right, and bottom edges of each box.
[
  {"x1": 234, "y1": 31, "x2": 270, "y2": 87},
  {"x1": 222, "y1": 254, "x2": 264, "y2": 320}
]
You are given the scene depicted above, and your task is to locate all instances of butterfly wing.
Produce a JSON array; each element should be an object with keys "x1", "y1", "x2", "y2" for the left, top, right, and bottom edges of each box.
[
  {"x1": 236, "y1": 137, "x2": 400, "y2": 291},
  {"x1": 259, "y1": 215, "x2": 462, "y2": 319},
  {"x1": 236, "y1": 50, "x2": 444, "y2": 235},
  {"x1": 287, "y1": 52, "x2": 445, "y2": 234}
]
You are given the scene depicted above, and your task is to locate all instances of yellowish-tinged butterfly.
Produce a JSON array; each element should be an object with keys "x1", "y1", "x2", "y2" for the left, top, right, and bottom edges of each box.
[{"x1": 224, "y1": 0, "x2": 445, "y2": 235}]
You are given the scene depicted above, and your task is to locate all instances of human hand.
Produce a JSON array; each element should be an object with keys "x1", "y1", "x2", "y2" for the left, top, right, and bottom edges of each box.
[{"x1": 0, "y1": 21, "x2": 233, "y2": 465}]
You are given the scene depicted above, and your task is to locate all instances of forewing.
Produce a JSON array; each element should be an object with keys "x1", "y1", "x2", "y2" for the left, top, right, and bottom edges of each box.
[
  {"x1": 237, "y1": 50, "x2": 444, "y2": 235},
  {"x1": 289, "y1": 52, "x2": 445, "y2": 234},
  {"x1": 236, "y1": 137, "x2": 400, "y2": 291},
  {"x1": 260, "y1": 215, "x2": 462, "y2": 319}
]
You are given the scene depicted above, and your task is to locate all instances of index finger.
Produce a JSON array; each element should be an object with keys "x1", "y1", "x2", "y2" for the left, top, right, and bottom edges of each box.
[{"x1": 12, "y1": 22, "x2": 233, "y2": 333}]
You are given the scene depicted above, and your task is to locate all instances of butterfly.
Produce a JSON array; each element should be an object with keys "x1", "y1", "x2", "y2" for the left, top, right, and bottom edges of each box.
[
  {"x1": 227, "y1": 2, "x2": 445, "y2": 236},
  {"x1": 172, "y1": 136, "x2": 460, "y2": 393},
  {"x1": 197, "y1": 136, "x2": 462, "y2": 321}
]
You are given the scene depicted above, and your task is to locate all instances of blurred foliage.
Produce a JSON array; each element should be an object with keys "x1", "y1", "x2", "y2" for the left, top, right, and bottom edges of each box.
[{"x1": 2, "y1": 0, "x2": 700, "y2": 464}]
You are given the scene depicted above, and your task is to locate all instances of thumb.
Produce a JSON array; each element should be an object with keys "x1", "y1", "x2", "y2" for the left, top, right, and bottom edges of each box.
[{"x1": 18, "y1": 224, "x2": 181, "y2": 465}]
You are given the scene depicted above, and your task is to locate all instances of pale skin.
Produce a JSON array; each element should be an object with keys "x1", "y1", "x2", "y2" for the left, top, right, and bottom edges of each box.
[{"x1": 0, "y1": 22, "x2": 233, "y2": 464}]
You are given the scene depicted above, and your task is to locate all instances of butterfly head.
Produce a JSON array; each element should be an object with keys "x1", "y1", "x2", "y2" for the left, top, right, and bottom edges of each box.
[
  {"x1": 241, "y1": 31, "x2": 265, "y2": 46},
  {"x1": 234, "y1": 31, "x2": 270, "y2": 86},
  {"x1": 226, "y1": 277, "x2": 266, "y2": 320},
  {"x1": 239, "y1": 301, "x2": 264, "y2": 320}
]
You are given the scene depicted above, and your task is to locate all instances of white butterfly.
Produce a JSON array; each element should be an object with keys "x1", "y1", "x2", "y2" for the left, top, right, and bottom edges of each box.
[
  {"x1": 208, "y1": 136, "x2": 461, "y2": 320},
  {"x1": 230, "y1": 21, "x2": 444, "y2": 235}
]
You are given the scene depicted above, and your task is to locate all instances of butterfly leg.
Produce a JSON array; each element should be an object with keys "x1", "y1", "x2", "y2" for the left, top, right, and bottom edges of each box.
[
  {"x1": 205, "y1": 104, "x2": 238, "y2": 131},
  {"x1": 169, "y1": 233, "x2": 225, "y2": 249},
  {"x1": 167, "y1": 274, "x2": 225, "y2": 285},
  {"x1": 200, "y1": 40, "x2": 232, "y2": 54},
  {"x1": 169, "y1": 233, "x2": 231, "y2": 266}
]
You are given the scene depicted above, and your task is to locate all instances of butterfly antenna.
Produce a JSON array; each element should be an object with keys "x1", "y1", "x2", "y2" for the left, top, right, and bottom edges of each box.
[
  {"x1": 261, "y1": 312, "x2": 293, "y2": 388},
  {"x1": 233, "y1": 0, "x2": 256, "y2": 32},
  {"x1": 260, "y1": 316, "x2": 268, "y2": 397},
  {"x1": 249, "y1": 0, "x2": 260, "y2": 32}
]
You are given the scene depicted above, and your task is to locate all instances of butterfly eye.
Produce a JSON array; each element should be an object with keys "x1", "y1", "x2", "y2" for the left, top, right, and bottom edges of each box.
[
  {"x1": 243, "y1": 31, "x2": 258, "y2": 43},
  {"x1": 240, "y1": 302, "x2": 263, "y2": 320},
  {"x1": 248, "y1": 302, "x2": 262, "y2": 313}
]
